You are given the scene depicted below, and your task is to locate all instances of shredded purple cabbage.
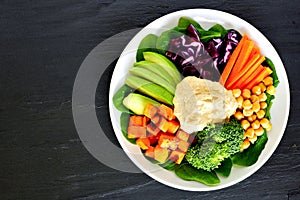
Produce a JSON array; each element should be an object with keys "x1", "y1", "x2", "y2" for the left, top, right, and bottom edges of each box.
[
  {"x1": 166, "y1": 25, "x2": 241, "y2": 81},
  {"x1": 166, "y1": 24, "x2": 220, "y2": 81},
  {"x1": 206, "y1": 30, "x2": 242, "y2": 74}
]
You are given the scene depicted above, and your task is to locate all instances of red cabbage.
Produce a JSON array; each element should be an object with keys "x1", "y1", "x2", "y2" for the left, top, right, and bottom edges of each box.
[
  {"x1": 206, "y1": 30, "x2": 242, "y2": 74},
  {"x1": 166, "y1": 24, "x2": 220, "y2": 81}
]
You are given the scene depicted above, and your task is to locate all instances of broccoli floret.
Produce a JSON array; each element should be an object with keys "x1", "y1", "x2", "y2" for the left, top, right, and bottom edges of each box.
[{"x1": 185, "y1": 119, "x2": 244, "y2": 171}]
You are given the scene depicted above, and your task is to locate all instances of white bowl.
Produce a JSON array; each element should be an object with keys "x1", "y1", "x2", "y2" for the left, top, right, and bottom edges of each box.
[{"x1": 109, "y1": 9, "x2": 290, "y2": 191}]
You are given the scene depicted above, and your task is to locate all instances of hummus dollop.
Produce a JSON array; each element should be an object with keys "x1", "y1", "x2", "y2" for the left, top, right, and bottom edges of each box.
[{"x1": 173, "y1": 76, "x2": 238, "y2": 133}]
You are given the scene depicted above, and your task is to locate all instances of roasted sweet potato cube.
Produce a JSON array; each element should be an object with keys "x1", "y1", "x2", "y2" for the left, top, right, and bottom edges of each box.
[
  {"x1": 146, "y1": 122, "x2": 160, "y2": 136},
  {"x1": 127, "y1": 125, "x2": 147, "y2": 138},
  {"x1": 145, "y1": 146, "x2": 155, "y2": 158},
  {"x1": 158, "y1": 104, "x2": 176, "y2": 120},
  {"x1": 167, "y1": 120, "x2": 180, "y2": 134},
  {"x1": 175, "y1": 129, "x2": 190, "y2": 141},
  {"x1": 144, "y1": 104, "x2": 158, "y2": 119},
  {"x1": 136, "y1": 138, "x2": 151, "y2": 150},
  {"x1": 154, "y1": 146, "x2": 170, "y2": 163},
  {"x1": 169, "y1": 150, "x2": 185, "y2": 164},
  {"x1": 177, "y1": 140, "x2": 190, "y2": 152},
  {"x1": 158, "y1": 133, "x2": 179, "y2": 150}
]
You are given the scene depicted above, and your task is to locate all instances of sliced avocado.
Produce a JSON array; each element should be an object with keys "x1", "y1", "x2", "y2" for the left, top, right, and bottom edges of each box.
[
  {"x1": 125, "y1": 75, "x2": 174, "y2": 105},
  {"x1": 129, "y1": 67, "x2": 175, "y2": 94},
  {"x1": 134, "y1": 61, "x2": 176, "y2": 86},
  {"x1": 136, "y1": 34, "x2": 158, "y2": 62},
  {"x1": 143, "y1": 52, "x2": 182, "y2": 84},
  {"x1": 123, "y1": 93, "x2": 160, "y2": 115}
]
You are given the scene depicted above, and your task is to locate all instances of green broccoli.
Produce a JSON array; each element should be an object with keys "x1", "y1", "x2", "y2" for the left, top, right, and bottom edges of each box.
[{"x1": 185, "y1": 119, "x2": 244, "y2": 172}]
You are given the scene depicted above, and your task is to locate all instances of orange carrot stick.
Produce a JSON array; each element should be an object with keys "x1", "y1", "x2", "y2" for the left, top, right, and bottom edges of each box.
[
  {"x1": 244, "y1": 67, "x2": 273, "y2": 90},
  {"x1": 219, "y1": 34, "x2": 248, "y2": 86},
  {"x1": 239, "y1": 65, "x2": 265, "y2": 89},
  {"x1": 226, "y1": 54, "x2": 265, "y2": 88},
  {"x1": 229, "y1": 65, "x2": 265, "y2": 90},
  {"x1": 234, "y1": 39, "x2": 255, "y2": 72}
]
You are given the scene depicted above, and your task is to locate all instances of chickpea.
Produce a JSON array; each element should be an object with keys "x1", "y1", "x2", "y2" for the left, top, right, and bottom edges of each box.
[
  {"x1": 260, "y1": 118, "x2": 270, "y2": 129},
  {"x1": 232, "y1": 89, "x2": 241, "y2": 98},
  {"x1": 250, "y1": 95, "x2": 259, "y2": 103},
  {"x1": 259, "y1": 93, "x2": 267, "y2": 102},
  {"x1": 266, "y1": 85, "x2": 276, "y2": 95},
  {"x1": 263, "y1": 76, "x2": 273, "y2": 86},
  {"x1": 240, "y1": 138, "x2": 250, "y2": 151},
  {"x1": 243, "y1": 108, "x2": 253, "y2": 117},
  {"x1": 248, "y1": 133, "x2": 258, "y2": 144},
  {"x1": 242, "y1": 89, "x2": 251, "y2": 99},
  {"x1": 252, "y1": 101, "x2": 261, "y2": 113},
  {"x1": 236, "y1": 96, "x2": 244, "y2": 109},
  {"x1": 251, "y1": 120, "x2": 261, "y2": 129},
  {"x1": 266, "y1": 123, "x2": 272, "y2": 131},
  {"x1": 252, "y1": 85, "x2": 261, "y2": 95},
  {"x1": 234, "y1": 111, "x2": 244, "y2": 120},
  {"x1": 258, "y1": 82, "x2": 266, "y2": 92},
  {"x1": 256, "y1": 110, "x2": 265, "y2": 119},
  {"x1": 260, "y1": 101, "x2": 268, "y2": 110},
  {"x1": 241, "y1": 119, "x2": 250, "y2": 130},
  {"x1": 244, "y1": 127, "x2": 255, "y2": 138},
  {"x1": 255, "y1": 126, "x2": 264, "y2": 136},
  {"x1": 248, "y1": 114, "x2": 257, "y2": 122},
  {"x1": 242, "y1": 99, "x2": 252, "y2": 110}
]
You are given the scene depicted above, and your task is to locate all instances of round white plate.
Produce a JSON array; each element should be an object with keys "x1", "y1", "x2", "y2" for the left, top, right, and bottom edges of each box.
[{"x1": 109, "y1": 9, "x2": 290, "y2": 191}]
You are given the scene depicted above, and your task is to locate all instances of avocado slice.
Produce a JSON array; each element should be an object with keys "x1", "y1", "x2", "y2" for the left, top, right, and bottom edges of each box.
[
  {"x1": 134, "y1": 61, "x2": 177, "y2": 86},
  {"x1": 123, "y1": 93, "x2": 160, "y2": 115},
  {"x1": 143, "y1": 52, "x2": 182, "y2": 84},
  {"x1": 125, "y1": 75, "x2": 174, "y2": 105},
  {"x1": 129, "y1": 67, "x2": 175, "y2": 95}
]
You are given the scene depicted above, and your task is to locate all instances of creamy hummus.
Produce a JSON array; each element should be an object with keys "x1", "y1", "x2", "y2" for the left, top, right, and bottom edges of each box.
[{"x1": 173, "y1": 76, "x2": 238, "y2": 133}]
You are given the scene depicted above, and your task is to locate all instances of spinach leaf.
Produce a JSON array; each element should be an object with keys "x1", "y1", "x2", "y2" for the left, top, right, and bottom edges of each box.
[
  {"x1": 175, "y1": 163, "x2": 220, "y2": 186},
  {"x1": 113, "y1": 85, "x2": 134, "y2": 114},
  {"x1": 264, "y1": 57, "x2": 280, "y2": 87},
  {"x1": 208, "y1": 24, "x2": 228, "y2": 38},
  {"x1": 159, "y1": 160, "x2": 177, "y2": 171},
  {"x1": 136, "y1": 34, "x2": 158, "y2": 62},
  {"x1": 231, "y1": 131, "x2": 268, "y2": 166},
  {"x1": 215, "y1": 158, "x2": 232, "y2": 177},
  {"x1": 265, "y1": 93, "x2": 275, "y2": 120},
  {"x1": 177, "y1": 16, "x2": 203, "y2": 32},
  {"x1": 120, "y1": 112, "x2": 136, "y2": 144},
  {"x1": 156, "y1": 27, "x2": 184, "y2": 54}
]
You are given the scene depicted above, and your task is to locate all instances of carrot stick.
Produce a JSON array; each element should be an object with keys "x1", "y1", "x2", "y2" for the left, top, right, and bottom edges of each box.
[
  {"x1": 219, "y1": 34, "x2": 248, "y2": 86},
  {"x1": 226, "y1": 54, "x2": 265, "y2": 88},
  {"x1": 234, "y1": 39, "x2": 255, "y2": 73},
  {"x1": 239, "y1": 65, "x2": 266, "y2": 89},
  {"x1": 248, "y1": 45, "x2": 260, "y2": 59},
  {"x1": 229, "y1": 65, "x2": 264, "y2": 90},
  {"x1": 244, "y1": 67, "x2": 273, "y2": 90}
]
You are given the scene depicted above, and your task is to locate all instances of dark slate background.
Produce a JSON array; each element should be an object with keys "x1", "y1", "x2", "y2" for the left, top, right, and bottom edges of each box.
[{"x1": 1, "y1": 0, "x2": 299, "y2": 199}]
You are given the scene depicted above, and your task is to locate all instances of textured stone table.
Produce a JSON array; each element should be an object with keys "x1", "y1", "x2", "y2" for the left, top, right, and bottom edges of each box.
[{"x1": 1, "y1": 0, "x2": 299, "y2": 199}]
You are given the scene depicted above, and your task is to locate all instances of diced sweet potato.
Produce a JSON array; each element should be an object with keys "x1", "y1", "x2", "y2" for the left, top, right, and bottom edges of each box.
[
  {"x1": 146, "y1": 122, "x2": 160, "y2": 136},
  {"x1": 136, "y1": 138, "x2": 151, "y2": 150},
  {"x1": 158, "y1": 104, "x2": 176, "y2": 120},
  {"x1": 154, "y1": 146, "x2": 170, "y2": 163},
  {"x1": 177, "y1": 140, "x2": 190, "y2": 152},
  {"x1": 175, "y1": 129, "x2": 190, "y2": 141},
  {"x1": 169, "y1": 150, "x2": 185, "y2": 164},
  {"x1": 147, "y1": 134, "x2": 158, "y2": 145},
  {"x1": 158, "y1": 133, "x2": 179, "y2": 150},
  {"x1": 145, "y1": 146, "x2": 155, "y2": 158},
  {"x1": 129, "y1": 115, "x2": 145, "y2": 126},
  {"x1": 127, "y1": 125, "x2": 147, "y2": 138},
  {"x1": 144, "y1": 104, "x2": 158, "y2": 119},
  {"x1": 167, "y1": 120, "x2": 180, "y2": 134}
]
